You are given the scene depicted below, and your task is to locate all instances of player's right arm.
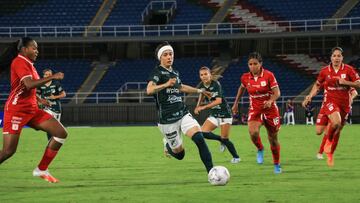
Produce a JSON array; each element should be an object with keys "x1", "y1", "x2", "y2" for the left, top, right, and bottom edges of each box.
[
  {"x1": 232, "y1": 84, "x2": 246, "y2": 115},
  {"x1": 146, "y1": 78, "x2": 176, "y2": 95},
  {"x1": 302, "y1": 69, "x2": 325, "y2": 107},
  {"x1": 22, "y1": 72, "x2": 64, "y2": 90}
]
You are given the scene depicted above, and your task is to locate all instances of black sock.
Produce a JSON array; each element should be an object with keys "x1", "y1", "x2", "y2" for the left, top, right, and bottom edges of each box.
[
  {"x1": 166, "y1": 143, "x2": 185, "y2": 160},
  {"x1": 47, "y1": 133, "x2": 52, "y2": 141},
  {"x1": 202, "y1": 132, "x2": 222, "y2": 141},
  {"x1": 221, "y1": 138, "x2": 239, "y2": 158},
  {"x1": 192, "y1": 132, "x2": 213, "y2": 173}
]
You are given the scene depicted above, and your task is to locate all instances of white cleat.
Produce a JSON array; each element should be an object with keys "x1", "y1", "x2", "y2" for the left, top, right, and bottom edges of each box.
[
  {"x1": 220, "y1": 143, "x2": 226, "y2": 152},
  {"x1": 230, "y1": 157, "x2": 241, "y2": 164},
  {"x1": 316, "y1": 153, "x2": 324, "y2": 160},
  {"x1": 33, "y1": 167, "x2": 59, "y2": 183}
]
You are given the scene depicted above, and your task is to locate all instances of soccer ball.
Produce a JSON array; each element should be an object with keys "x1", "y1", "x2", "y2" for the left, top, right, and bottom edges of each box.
[{"x1": 208, "y1": 166, "x2": 230, "y2": 186}]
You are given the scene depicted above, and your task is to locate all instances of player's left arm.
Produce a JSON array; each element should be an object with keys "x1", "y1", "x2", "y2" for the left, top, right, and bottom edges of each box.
[
  {"x1": 264, "y1": 86, "x2": 281, "y2": 108},
  {"x1": 264, "y1": 73, "x2": 281, "y2": 108},
  {"x1": 338, "y1": 68, "x2": 360, "y2": 88}
]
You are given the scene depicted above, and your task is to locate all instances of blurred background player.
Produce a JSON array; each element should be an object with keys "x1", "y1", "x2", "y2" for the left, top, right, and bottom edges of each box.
[
  {"x1": 194, "y1": 66, "x2": 241, "y2": 164},
  {"x1": 0, "y1": 37, "x2": 67, "y2": 183},
  {"x1": 316, "y1": 88, "x2": 358, "y2": 160},
  {"x1": 146, "y1": 41, "x2": 214, "y2": 174},
  {"x1": 37, "y1": 68, "x2": 66, "y2": 140},
  {"x1": 303, "y1": 47, "x2": 360, "y2": 166},
  {"x1": 305, "y1": 101, "x2": 315, "y2": 125},
  {"x1": 284, "y1": 99, "x2": 295, "y2": 125},
  {"x1": 232, "y1": 52, "x2": 282, "y2": 174}
]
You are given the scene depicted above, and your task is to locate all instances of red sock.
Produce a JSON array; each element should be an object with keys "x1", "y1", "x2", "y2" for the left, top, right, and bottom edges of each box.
[
  {"x1": 271, "y1": 145, "x2": 280, "y2": 165},
  {"x1": 331, "y1": 132, "x2": 340, "y2": 154},
  {"x1": 38, "y1": 147, "x2": 58, "y2": 171},
  {"x1": 251, "y1": 135, "x2": 264, "y2": 151},
  {"x1": 318, "y1": 133, "x2": 328, "y2": 154}
]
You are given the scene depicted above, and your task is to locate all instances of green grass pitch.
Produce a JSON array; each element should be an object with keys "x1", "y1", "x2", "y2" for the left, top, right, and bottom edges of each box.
[{"x1": 1, "y1": 125, "x2": 360, "y2": 203}]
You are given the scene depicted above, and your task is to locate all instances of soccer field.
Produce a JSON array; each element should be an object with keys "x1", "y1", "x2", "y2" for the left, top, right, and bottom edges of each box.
[{"x1": 1, "y1": 125, "x2": 360, "y2": 203}]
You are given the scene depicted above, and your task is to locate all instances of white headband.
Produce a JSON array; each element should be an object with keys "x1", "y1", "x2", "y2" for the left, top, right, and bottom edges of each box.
[{"x1": 157, "y1": 45, "x2": 173, "y2": 60}]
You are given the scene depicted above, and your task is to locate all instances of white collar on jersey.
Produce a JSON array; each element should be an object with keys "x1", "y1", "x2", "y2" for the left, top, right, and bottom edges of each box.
[{"x1": 18, "y1": 54, "x2": 34, "y2": 65}]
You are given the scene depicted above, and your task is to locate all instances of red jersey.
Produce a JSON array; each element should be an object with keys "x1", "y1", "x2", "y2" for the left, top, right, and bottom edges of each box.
[
  {"x1": 241, "y1": 68, "x2": 279, "y2": 111},
  {"x1": 5, "y1": 54, "x2": 40, "y2": 113},
  {"x1": 317, "y1": 63, "x2": 360, "y2": 112}
]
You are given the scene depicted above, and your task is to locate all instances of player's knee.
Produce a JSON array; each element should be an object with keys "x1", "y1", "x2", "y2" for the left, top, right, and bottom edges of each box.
[
  {"x1": 315, "y1": 130, "x2": 323, "y2": 135},
  {"x1": 249, "y1": 130, "x2": 259, "y2": 138},
  {"x1": 331, "y1": 122, "x2": 341, "y2": 130}
]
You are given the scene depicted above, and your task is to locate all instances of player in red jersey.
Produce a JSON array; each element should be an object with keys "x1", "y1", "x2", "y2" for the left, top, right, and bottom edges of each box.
[
  {"x1": 316, "y1": 88, "x2": 357, "y2": 160},
  {"x1": 232, "y1": 52, "x2": 282, "y2": 174},
  {"x1": 302, "y1": 47, "x2": 360, "y2": 166},
  {"x1": 0, "y1": 37, "x2": 67, "y2": 183}
]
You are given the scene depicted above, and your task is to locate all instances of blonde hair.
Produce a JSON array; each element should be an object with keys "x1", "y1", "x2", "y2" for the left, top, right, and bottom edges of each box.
[{"x1": 199, "y1": 66, "x2": 222, "y2": 81}]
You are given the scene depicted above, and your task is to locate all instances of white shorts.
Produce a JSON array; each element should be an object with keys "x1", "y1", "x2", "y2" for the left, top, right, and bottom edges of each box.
[
  {"x1": 44, "y1": 109, "x2": 61, "y2": 121},
  {"x1": 158, "y1": 113, "x2": 200, "y2": 149},
  {"x1": 207, "y1": 116, "x2": 233, "y2": 127}
]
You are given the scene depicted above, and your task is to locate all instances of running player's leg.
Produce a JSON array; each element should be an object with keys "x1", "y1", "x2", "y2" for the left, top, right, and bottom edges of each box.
[
  {"x1": 30, "y1": 110, "x2": 67, "y2": 182},
  {"x1": 182, "y1": 114, "x2": 213, "y2": 173},
  {"x1": 219, "y1": 122, "x2": 240, "y2": 162},
  {"x1": 158, "y1": 121, "x2": 185, "y2": 160},
  {"x1": 248, "y1": 121, "x2": 264, "y2": 164},
  {"x1": 263, "y1": 111, "x2": 281, "y2": 173},
  {"x1": 201, "y1": 117, "x2": 221, "y2": 141},
  {"x1": 0, "y1": 134, "x2": 20, "y2": 164}
]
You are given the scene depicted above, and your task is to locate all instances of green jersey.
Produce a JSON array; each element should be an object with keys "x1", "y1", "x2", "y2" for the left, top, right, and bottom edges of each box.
[
  {"x1": 199, "y1": 80, "x2": 232, "y2": 118},
  {"x1": 148, "y1": 65, "x2": 189, "y2": 124},
  {"x1": 37, "y1": 81, "x2": 64, "y2": 114}
]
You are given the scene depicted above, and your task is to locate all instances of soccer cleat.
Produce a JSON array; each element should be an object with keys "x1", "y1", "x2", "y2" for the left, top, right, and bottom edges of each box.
[
  {"x1": 257, "y1": 149, "x2": 264, "y2": 164},
  {"x1": 230, "y1": 157, "x2": 241, "y2": 164},
  {"x1": 326, "y1": 153, "x2": 334, "y2": 167},
  {"x1": 163, "y1": 138, "x2": 171, "y2": 158},
  {"x1": 316, "y1": 153, "x2": 324, "y2": 160},
  {"x1": 274, "y1": 164, "x2": 282, "y2": 174},
  {"x1": 219, "y1": 143, "x2": 226, "y2": 152},
  {"x1": 32, "y1": 167, "x2": 59, "y2": 183},
  {"x1": 323, "y1": 139, "x2": 332, "y2": 154}
]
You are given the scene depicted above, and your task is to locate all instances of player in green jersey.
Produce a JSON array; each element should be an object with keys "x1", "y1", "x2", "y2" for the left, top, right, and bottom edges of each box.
[
  {"x1": 147, "y1": 42, "x2": 214, "y2": 174},
  {"x1": 195, "y1": 66, "x2": 240, "y2": 163}
]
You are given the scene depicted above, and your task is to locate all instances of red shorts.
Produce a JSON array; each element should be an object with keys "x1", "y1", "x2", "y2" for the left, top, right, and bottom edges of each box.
[
  {"x1": 3, "y1": 108, "x2": 53, "y2": 135},
  {"x1": 248, "y1": 106, "x2": 281, "y2": 133},
  {"x1": 316, "y1": 102, "x2": 348, "y2": 126}
]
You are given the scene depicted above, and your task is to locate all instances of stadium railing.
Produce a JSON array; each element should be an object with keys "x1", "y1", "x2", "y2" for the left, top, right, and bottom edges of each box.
[{"x1": 0, "y1": 17, "x2": 359, "y2": 38}]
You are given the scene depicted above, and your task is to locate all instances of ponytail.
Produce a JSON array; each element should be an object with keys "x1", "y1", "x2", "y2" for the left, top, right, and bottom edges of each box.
[{"x1": 0, "y1": 37, "x2": 34, "y2": 74}]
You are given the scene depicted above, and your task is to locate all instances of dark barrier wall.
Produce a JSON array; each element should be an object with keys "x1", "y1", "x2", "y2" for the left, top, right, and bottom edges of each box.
[{"x1": 60, "y1": 101, "x2": 360, "y2": 126}]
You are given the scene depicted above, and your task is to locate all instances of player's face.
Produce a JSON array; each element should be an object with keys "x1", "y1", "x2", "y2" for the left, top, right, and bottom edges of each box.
[
  {"x1": 160, "y1": 50, "x2": 173, "y2": 68},
  {"x1": 199, "y1": 69, "x2": 211, "y2": 84},
  {"x1": 248, "y1": 58, "x2": 262, "y2": 74},
  {"x1": 43, "y1": 71, "x2": 52, "y2": 78},
  {"x1": 331, "y1": 50, "x2": 343, "y2": 67},
  {"x1": 24, "y1": 40, "x2": 39, "y2": 61}
]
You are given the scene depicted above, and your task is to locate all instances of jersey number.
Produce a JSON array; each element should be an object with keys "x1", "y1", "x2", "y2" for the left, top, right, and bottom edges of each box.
[{"x1": 12, "y1": 124, "x2": 19, "y2": 131}]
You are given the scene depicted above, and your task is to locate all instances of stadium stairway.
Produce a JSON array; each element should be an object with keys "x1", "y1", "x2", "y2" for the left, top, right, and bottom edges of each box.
[
  {"x1": 278, "y1": 54, "x2": 327, "y2": 75},
  {"x1": 85, "y1": 0, "x2": 117, "y2": 37},
  {"x1": 227, "y1": 1, "x2": 286, "y2": 33},
  {"x1": 202, "y1": 0, "x2": 238, "y2": 35},
  {"x1": 323, "y1": 0, "x2": 360, "y2": 30},
  {"x1": 69, "y1": 62, "x2": 113, "y2": 104}
]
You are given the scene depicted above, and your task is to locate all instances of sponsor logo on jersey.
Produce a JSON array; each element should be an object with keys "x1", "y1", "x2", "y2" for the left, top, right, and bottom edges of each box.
[
  {"x1": 166, "y1": 88, "x2": 180, "y2": 94},
  {"x1": 167, "y1": 95, "x2": 182, "y2": 103}
]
